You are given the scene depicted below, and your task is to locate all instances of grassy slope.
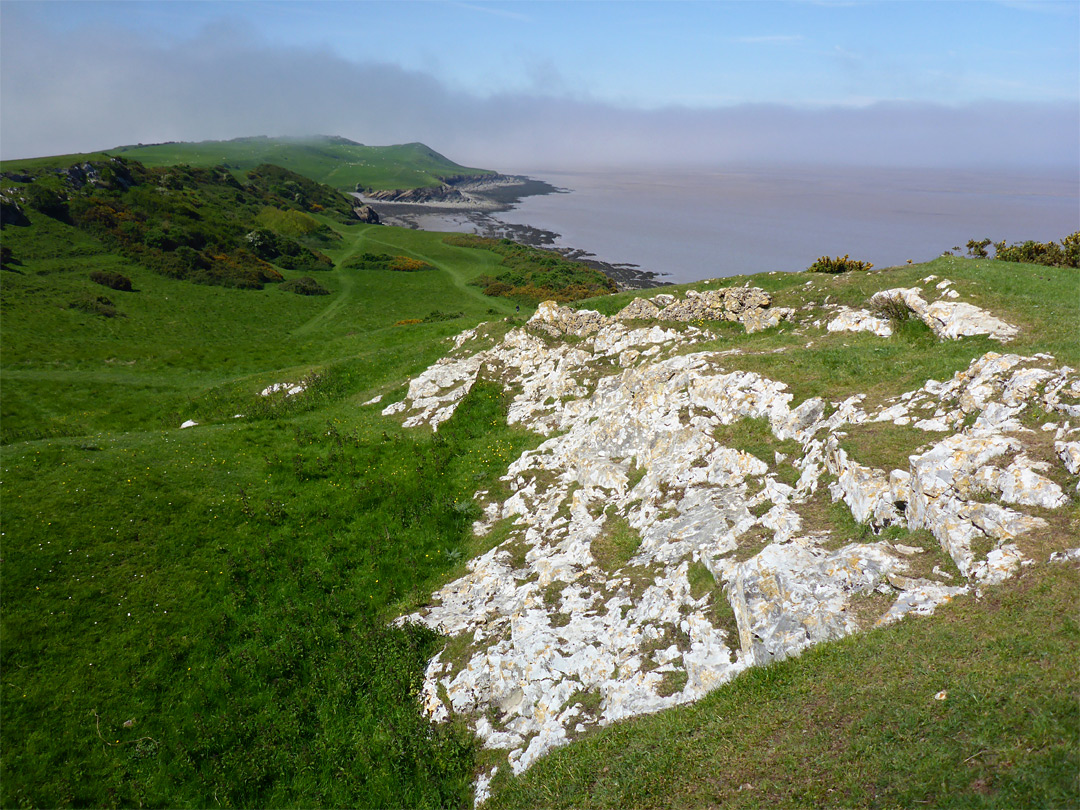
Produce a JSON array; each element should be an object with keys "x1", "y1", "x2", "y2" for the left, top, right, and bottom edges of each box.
[
  {"x1": 102, "y1": 137, "x2": 495, "y2": 191},
  {"x1": 0, "y1": 207, "x2": 536, "y2": 806},
  {"x1": 2, "y1": 189, "x2": 1077, "y2": 808}
]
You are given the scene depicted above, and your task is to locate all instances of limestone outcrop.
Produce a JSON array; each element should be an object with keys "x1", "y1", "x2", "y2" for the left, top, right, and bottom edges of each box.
[
  {"x1": 870, "y1": 287, "x2": 1019, "y2": 341},
  {"x1": 827, "y1": 307, "x2": 894, "y2": 337},
  {"x1": 381, "y1": 281, "x2": 1077, "y2": 791}
]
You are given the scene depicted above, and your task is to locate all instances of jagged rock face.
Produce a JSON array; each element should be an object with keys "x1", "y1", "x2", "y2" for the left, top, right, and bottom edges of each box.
[
  {"x1": 383, "y1": 286, "x2": 1078, "y2": 786},
  {"x1": 365, "y1": 184, "x2": 470, "y2": 204}
]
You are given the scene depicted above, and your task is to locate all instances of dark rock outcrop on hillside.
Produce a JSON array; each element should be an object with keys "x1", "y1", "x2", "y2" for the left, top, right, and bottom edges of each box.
[
  {"x1": 358, "y1": 173, "x2": 546, "y2": 207},
  {"x1": 1, "y1": 194, "x2": 31, "y2": 226},
  {"x1": 353, "y1": 204, "x2": 381, "y2": 224},
  {"x1": 363, "y1": 184, "x2": 470, "y2": 204},
  {"x1": 57, "y1": 159, "x2": 137, "y2": 192}
]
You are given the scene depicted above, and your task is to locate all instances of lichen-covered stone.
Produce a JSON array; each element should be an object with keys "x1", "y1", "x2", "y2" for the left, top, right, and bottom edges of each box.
[
  {"x1": 616, "y1": 297, "x2": 661, "y2": 321},
  {"x1": 827, "y1": 307, "x2": 894, "y2": 337}
]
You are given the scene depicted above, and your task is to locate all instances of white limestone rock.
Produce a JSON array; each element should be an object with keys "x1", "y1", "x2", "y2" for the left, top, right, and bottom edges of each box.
[
  {"x1": 529, "y1": 300, "x2": 611, "y2": 337},
  {"x1": 743, "y1": 306, "x2": 794, "y2": 334},
  {"x1": 380, "y1": 300, "x2": 1077, "y2": 786},
  {"x1": 923, "y1": 300, "x2": 1018, "y2": 342},
  {"x1": 827, "y1": 307, "x2": 894, "y2": 337},
  {"x1": 723, "y1": 541, "x2": 902, "y2": 664},
  {"x1": 870, "y1": 288, "x2": 1018, "y2": 342},
  {"x1": 260, "y1": 381, "x2": 306, "y2": 397},
  {"x1": 879, "y1": 579, "x2": 969, "y2": 624},
  {"x1": 1056, "y1": 440, "x2": 1080, "y2": 475},
  {"x1": 616, "y1": 297, "x2": 661, "y2": 321}
]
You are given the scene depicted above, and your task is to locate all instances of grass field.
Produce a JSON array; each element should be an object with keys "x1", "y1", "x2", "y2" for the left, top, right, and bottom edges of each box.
[
  {"x1": 2, "y1": 158, "x2": 1077, "y2": 807},
  {"x1": 0, "y1": 206, "x2": 541, "y2": 806}
]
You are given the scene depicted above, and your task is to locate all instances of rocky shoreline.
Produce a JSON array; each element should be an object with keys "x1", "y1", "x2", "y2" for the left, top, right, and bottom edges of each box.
[{"x1": 354, "y1": 179, "x2": 668, "y2": 291}]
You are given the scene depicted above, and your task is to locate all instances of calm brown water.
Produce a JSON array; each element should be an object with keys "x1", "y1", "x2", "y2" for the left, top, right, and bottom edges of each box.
[{"x1": 417, "y1": 165, "x2": 1079, "y2": 283}]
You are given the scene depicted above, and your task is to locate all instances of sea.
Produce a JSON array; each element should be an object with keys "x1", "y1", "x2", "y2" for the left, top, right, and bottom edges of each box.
[{"x1": 407, "y1": 165, "x2": 1079, "y2": 285}]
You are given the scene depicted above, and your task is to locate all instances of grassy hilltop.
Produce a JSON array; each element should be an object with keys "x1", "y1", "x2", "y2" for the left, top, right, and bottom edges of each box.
[
  {"x1": 110, "y1": 136, "x2": 496, "y2": 191},
  {"x1": 4, "y1": 136, "x2": 494, "y2": 193},
  {"x1": 1, "y1": 147, "x2": 1077, "y2": 808}
]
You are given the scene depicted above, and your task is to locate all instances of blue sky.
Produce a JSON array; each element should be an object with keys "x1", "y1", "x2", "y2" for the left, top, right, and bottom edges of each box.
[{"x1": 2, "y1": 1, "x2": 1077, "y2": 167}]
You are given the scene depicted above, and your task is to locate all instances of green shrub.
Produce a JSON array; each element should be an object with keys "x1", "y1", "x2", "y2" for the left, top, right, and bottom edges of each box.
[
  {"x1": 966, "y1": 238, "x2": 991, "y2": 258},
  {"x1": 89, "y1": 270, "x2": 134, "y2": 291},
  {"x1": 446, "y1": 234, "x2": 616, "y2": 303},
  {"x1": 807, "y1": 254, "x2": 873, "y2": 273},
  {"x1": 868, "y1": 294, "x2": 913, "y2": 325},
  {"x1": 343, "y1": 252, "x2": 435, "y2": 272},
  {"x1": 422, "y1": 309, "x2": 464, "y2": 323},
  {"x1": 23, "y1": 183, "x2": 69, "y2": 221},
  {"x1": 992, "y1": 232, "x2": 1079, "y2": 268},
  {"x1": 255, "y1": 206, "x2": 323, "y2": 237},
  {"x1": 68, "y1": 291, "x2": 120, "y2": 317},
  {"x1": 279, "y1": 276, "x2": 330, "y2": 295}
]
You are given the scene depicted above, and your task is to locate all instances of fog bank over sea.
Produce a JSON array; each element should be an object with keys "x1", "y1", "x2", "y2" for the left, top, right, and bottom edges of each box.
[{"x1": 411, "y1": 165, "x2": 1079, "y2": 285}]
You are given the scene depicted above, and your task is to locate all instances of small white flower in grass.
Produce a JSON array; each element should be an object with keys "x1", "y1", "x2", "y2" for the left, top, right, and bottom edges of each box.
[{"x1": 934, "y1": 690, "x2": 948, "y2": 701}]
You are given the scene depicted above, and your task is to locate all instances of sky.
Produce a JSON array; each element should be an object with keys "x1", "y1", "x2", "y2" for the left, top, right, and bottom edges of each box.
[{"x1": 1, "y1": 0, "x2": 1078, "y2": 169}]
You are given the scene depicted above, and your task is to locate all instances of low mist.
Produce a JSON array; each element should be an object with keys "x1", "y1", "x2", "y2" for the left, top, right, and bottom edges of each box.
[{"x1": 2, "y1": 15, "x2": 1076, "y2": 172}]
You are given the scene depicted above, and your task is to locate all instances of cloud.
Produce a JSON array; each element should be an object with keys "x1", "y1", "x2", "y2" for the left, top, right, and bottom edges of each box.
[{"x1": 1, "y1": 13, "x2": 1076, "y2": 172}]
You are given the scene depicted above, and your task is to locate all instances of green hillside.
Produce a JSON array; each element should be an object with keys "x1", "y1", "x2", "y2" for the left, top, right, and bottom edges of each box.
[
  {"x1": 1, "y1": 154, "x2": 1077, "y2": 808},
  {"x1": 107, "y1": 136, "x2": 495, "y2": 191}
]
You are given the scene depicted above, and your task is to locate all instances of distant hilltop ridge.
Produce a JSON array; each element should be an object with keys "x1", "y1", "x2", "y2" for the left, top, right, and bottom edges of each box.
[
  {"x1": 5, "y1": 134, "x2": 559, "y2": 214},
  {"x1": 107, "y1": 135, "x2": 496, "y2": 192}
]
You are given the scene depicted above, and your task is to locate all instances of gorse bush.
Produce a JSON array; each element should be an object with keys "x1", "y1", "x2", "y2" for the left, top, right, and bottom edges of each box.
[
  {"x1": 992, "y1": 232, "x2": 1079, "y2": 269},
  {"x1": 343, "y1": 252, "x2": 435, "y2": 272},
  {"x1": 1, "y1": 157, "x2": 359, "y2": 289},
  {"x1": 423, "y1": 309, "x2": 465, "y2": 322},
  {"x1": 807, "y1": 254, "x2": 874, "y2": 273},
  {"x1": 962, "y1": 233, "x2": 1078, "y2": 268},
  {"x1": 447, "y1": 234, "x2": 616, "y2": 303},
  {"x1": 244, "y1": 228, "x2": 333, "y2": 272}
]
